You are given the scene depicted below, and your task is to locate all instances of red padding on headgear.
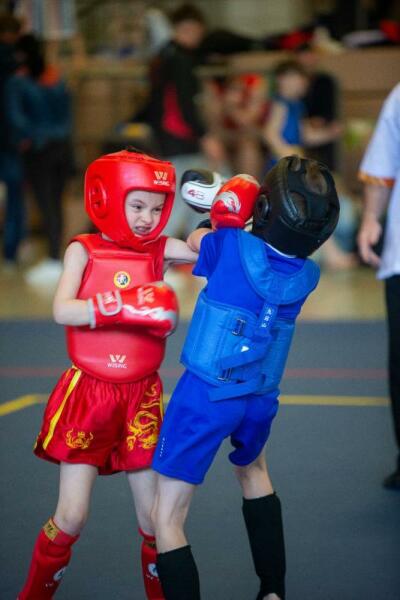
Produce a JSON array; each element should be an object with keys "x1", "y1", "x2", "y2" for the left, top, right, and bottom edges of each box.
[{"x1": 85, "y1": 150, "x2": 175, "y2": 251}]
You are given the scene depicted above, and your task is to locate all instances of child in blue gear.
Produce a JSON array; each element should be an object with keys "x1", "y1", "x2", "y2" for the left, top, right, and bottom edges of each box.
[{"x1": 152, "y1": 157, "x2": 340, "y2": 600}]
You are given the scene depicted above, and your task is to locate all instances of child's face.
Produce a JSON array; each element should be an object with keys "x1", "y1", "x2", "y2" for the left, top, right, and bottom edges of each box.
[
  {"x1": 125, "y1": 190, "x2": 166, "y2": 236},
  {"x1": 174, "y1": 20, "x2": 205, "y2": 49},
  {"x1": 277, "y1": 71, "x2": 308, "y2": 100}
]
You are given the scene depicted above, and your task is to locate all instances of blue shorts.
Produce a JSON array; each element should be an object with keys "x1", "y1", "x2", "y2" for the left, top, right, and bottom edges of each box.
[{"x1": 152, "y1": 370, "x2": 279, "y2": 485}]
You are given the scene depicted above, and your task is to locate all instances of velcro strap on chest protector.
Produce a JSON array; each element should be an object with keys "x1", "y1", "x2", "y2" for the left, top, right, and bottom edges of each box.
[
  {"x1": 210, "y1": 315, "x2": 295, "y2": 401},
  {"x1": 210, "y1": 301, "x2": 289, "y2": 401},
  {"x1": 181, "y1": 292, "x2": 293, "y2": 401},
  {"x1": 180, "y1": 291, "x2": 259, "y2": 386}
]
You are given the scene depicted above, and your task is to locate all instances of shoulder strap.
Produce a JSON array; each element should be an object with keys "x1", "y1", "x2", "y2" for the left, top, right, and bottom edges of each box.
[
  {"x1": 237, "y1": 230, "x2": 320, "y2": 304},
  {"x1": 70, "y1": 233, "x2": 99, "y2": 254}
]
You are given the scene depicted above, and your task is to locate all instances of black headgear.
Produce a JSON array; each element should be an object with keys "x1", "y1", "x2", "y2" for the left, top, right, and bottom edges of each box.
[{"x1": 252, "y1": 156, "x2": 340, "y2": 257}]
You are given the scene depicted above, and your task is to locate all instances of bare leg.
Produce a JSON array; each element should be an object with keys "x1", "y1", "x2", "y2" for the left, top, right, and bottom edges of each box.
[
  {"x1": 152, "y1": 474, "x2": 200, "y2": 599},
  {"x1": 54, "y1": 462, "x2": 98, "y2": 534},
  {"x1": 320, "y1": 237, "x2": 358, "y2": 271},
  {"x1": 234, "y1": 134, "x2": 264, "y2": 180},
  {"x1": 152, "y1": 474, "x2": 195, "y2": 552},
  {"x1": 234, "y1": 451, "x2": 274, "y2": 499},
  {"x1": 126, "y1": 467, "x2": 158, "y2": 533}
]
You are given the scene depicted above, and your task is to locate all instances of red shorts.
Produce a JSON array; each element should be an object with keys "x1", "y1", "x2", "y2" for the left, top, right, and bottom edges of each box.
[{"x1": 34, "y1": 367, "x2": 163, "y2": 475}]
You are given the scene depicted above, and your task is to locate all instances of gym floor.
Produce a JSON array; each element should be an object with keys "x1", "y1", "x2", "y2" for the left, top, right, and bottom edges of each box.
[{"x1": 1, "y1": 265, "x2": 398, "y2": 600}]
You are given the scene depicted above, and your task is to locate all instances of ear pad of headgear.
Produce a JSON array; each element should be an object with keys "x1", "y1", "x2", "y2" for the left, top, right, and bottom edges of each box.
[
  {"x1": 253, "y1": 192, "x2": 271, "y2": 225},
  {"x1": 88, "y1": 176, "x2": 109, "y2": 219},
  {"x1": 251, "y1": 156, "x2": 340, "y2": 257}
]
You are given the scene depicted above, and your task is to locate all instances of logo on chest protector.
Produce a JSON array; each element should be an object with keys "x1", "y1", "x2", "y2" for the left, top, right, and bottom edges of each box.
[
  {"x1": 108, "y1": 354, "x2": 127, "y2": 368},
  {"x1": 114, "y1": 270, "x2": 131, "y2": 289}
]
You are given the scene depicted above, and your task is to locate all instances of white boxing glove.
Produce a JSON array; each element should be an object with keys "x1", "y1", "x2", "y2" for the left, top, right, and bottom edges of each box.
[{"x1": 180, "y1": 168, "x2": 225, "y2": 213}]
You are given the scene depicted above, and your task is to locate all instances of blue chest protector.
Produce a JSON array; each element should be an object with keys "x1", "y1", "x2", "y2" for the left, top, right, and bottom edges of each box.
[{"x1": 181, "y1": 230, "x2": 320, "y2": 401}]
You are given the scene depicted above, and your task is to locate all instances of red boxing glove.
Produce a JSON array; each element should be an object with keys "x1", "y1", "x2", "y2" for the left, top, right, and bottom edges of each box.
[
  {"x1": 87, "y1": 282, "x2": 178, "y2": 337},
  {"x1": 210, "y1": 174, "x2": 260, "y2": 230}
]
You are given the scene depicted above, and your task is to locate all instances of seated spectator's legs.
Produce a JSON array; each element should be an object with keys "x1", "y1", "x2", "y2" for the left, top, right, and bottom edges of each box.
[
  {"x1": 233, "y1": 130, "x2": 264, "y2": 180},
  {"x1": 0, "y1": 152, "x2": 24, "y2": 265},
  {"x1": 333, "y1": 193, "x2": 358, "y2": 252}
]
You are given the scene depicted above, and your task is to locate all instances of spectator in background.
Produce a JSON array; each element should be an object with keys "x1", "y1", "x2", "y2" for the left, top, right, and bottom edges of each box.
[
  {"x1": 263, "y1": 60, "x2": 341, "y2": 169},
  {"x1": 140, "y1": 3, "x2": 227, "y2": 238},
  {"x1": 264, "y1": 60, "x2": 356, "y2": 269},
  {"x1": 13, "y1": 0, "x2": 86, "y2": 68},
  {"x1": 358, "y1": 83, "x2": 400, "y2": 490},
  {"x1": 206, "y1": 73, "x2": 270, "y2": 179},
  {"x1": 0, "y1": 13, "x2": 23, "y2": 272},
  {"x1": 295, "y1": 42, "x2": 340, "y2": 171},
  {"x1": 5, "y1": 33, "x2": 74, "y2": 285},
  {"x1": 143, "y1": 6, "x2": 172, "y2": 57}
]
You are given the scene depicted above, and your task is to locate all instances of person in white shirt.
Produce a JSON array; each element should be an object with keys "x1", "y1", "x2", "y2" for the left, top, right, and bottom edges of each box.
[{"x1": 358, "y1": 82, "x2": 400, "y2": 490}]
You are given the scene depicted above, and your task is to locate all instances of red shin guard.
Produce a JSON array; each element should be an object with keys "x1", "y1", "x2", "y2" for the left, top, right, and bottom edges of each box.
[
  {"x1": 18, "y1": 518, "x2": 79, "y2": 600},
  {"x1": 139, "y1": 528, "x2": 164, "y2": 600}
]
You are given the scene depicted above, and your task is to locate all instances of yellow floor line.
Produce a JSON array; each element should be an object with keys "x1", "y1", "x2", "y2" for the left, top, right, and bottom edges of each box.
[
  {"x1": 280, "y1": 395, "x2": 388, "y2": 406},
  {"x1": 0, "y1": 394, "x2": 48, "y2": 416},
  {"x1": 0, "y1": 392, "x2": 388, "y2": 417}
]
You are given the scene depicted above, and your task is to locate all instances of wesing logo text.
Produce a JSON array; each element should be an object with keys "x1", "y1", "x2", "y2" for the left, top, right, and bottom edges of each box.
[
  {"x1": 153, "y1": 171, "x2": 169, "y2": 186},
  {"x1": 108, "y1": 354, "x2": 127, "y2": 369}
]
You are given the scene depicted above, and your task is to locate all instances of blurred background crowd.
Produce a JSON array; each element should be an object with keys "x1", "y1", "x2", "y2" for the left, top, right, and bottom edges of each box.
[{"x1": 0, "y1": 0, "x2": 400, "y2": 286}]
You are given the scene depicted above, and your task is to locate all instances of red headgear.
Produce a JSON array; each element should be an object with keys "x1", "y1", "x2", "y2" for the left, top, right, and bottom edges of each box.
[{"x1": 85, "y1": 150, "x2": 175, "y2": 251}]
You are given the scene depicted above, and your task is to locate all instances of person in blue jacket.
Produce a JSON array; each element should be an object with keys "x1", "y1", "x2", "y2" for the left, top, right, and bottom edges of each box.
[
  {"x1": 5, "y1": 33, "x2": 74, "y2": 284},
  {"x1": 0, "y1": 13, "x2": 23, "y2": 270},
  {"x1": 151, "y1": 156, "x2": 340, "y2": 600}
]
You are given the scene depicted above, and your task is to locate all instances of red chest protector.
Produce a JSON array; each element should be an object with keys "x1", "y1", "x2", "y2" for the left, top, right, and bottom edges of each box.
[{"x1": 66, "y1": 233, "x2": 168, "y2": 383}]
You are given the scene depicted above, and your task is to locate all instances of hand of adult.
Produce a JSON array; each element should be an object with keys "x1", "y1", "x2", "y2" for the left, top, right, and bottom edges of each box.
[{"x1": 357, "y1": 214, "x2": 382, "y2": 268}]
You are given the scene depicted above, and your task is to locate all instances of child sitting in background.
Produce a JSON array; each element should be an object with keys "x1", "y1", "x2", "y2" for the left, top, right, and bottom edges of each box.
[
  {"x1": 264, "y1": 61, "x2": 355, "y2": 270},
  {"x1": 263, "y1": 60, "x2": 341, "y2": 169}
]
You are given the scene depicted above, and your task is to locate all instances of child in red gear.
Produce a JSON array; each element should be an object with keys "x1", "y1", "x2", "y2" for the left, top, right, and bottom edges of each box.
[{"x1": 18, "y1": 149, "x2": 199, "y2": 600}]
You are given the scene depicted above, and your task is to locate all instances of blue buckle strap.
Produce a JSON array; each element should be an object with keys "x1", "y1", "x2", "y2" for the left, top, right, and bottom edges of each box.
[
  {"x1": 219, "y1": 343, "x2": 267, "y2": 371},
  {"x1": 226, "y1": 314, "x2": 255, "y2": 338},
  {"x1": 232, "y1": 318, "x2": 247, "y2": 336},
  {"x1": 209, "y1": 375, "x2": 264, "y2": 401},
  {"x1": 217, "y1": 301, "x2": 278, "y2": 381},
  {"x1": 217, "y1": 368, "x2": 232, "y2": 382}
]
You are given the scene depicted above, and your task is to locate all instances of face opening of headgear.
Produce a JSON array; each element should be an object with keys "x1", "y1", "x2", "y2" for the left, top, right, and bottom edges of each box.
[
  {"x1": 84, "y1": 149, "x2": 176, "y2": 251},
  {"x1": 251, "y1": 155, "x2": 340, "y2": 257}
]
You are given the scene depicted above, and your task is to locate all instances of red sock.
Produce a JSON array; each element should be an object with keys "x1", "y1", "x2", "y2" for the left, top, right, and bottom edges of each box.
[
  {"x1": 18, "y1": 518, "x2": 79, "y2": 600},
  {"x1": 139, "y1": 528, "x2": 165, "y2": 600}
]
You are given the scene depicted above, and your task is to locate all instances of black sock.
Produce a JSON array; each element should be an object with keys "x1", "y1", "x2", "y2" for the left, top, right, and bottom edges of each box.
[
  {"x1": 157, "y1": 545, "x2": 200, "y2": 600},
  {"x1": 242, "y1": 493, "x2": 286, "y2": 600}
]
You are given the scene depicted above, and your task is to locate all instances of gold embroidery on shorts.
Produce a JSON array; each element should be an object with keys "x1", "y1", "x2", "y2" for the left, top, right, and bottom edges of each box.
[
  {"x1": 144, "y1": 383, "x2": 159, "y2": 398},
  {"x1": 65, "y1": 429, "x2": 94, "y2": 450},
  {"x1": 43, "y1": 518, "x2": 59, "y2": 541},
  {"x1": 126, "y1": 396, "x2": 160, "y2": 451}
]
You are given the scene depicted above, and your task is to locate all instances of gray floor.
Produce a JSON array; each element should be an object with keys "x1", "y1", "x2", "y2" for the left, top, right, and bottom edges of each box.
[{"x1": 1, "y1": 320, "x2": 399, "y2": 599}]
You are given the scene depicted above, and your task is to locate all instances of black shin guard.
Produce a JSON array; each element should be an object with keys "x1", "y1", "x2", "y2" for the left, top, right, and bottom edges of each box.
[
  {"x1": 156, "y1": 545, "x2": 201, "y2": 600},
  {"x1": 242, "y1": 493, "x2": 286, "y2": 600}
]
